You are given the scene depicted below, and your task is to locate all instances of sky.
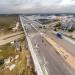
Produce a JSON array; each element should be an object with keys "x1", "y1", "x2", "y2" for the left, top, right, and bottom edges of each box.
[{"x1": 0, "y1": 0, "x2": 75, "y2": 14}]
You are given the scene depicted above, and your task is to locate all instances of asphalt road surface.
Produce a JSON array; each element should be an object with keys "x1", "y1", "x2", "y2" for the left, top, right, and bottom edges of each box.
[
  {"x1": 31, "y1": 34, "x2": 75, "y2": 75},
  {"x1": 45, "y1": 31, "x2": 75, "y2": 57},
  {"x1": 21, "y1": 16, "x2": 75, "y2": 75},
  {"x1": 25, "y1": 16, "x2": 75, "y2": 57}
]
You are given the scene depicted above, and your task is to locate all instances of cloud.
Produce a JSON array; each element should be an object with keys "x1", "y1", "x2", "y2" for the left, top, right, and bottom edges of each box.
[
  {"x1": 0, "y1": 0, "x2": 75, "y2": 13},
  {"x1": 59, "y1": 0, "x2": 75, "y2": 5}
]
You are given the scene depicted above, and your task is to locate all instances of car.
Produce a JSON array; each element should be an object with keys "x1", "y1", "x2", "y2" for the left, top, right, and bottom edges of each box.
[
  {"x1": 56, "y1": 32, "x2": 63, "y2": 39},
  {"x1": 39, "y1": 26, "x2": 42, "y2": 28}
]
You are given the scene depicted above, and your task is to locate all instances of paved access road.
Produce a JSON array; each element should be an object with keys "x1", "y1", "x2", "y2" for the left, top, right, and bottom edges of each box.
[{"x1": 0, "y1": 32, "x2": 24, "y2": 45}]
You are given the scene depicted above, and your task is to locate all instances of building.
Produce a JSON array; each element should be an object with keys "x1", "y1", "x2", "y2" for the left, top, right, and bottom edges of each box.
[{"x1": 60, "y1": 15, "x2": 75, "y2": 30}]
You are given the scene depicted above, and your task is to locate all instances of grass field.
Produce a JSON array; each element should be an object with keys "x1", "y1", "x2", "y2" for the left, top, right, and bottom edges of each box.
[
  {"x1": 0, "y1": 15, "x2": 18, "y2": 35},
  {"x1": 0, "y1": 43, "x2": 16, "y2": 59},
  {"x1": 0, "y1": 36, "x2": 36, "y2": 75}
]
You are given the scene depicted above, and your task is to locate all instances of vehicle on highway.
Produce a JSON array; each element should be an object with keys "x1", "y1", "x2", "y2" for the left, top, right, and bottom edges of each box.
[
  {"x1": 39, "y1": 26, "x2": 42, "y2": 28},
  {"x1": 56, "y1": 32, "x2": 63, "y2": 39}
]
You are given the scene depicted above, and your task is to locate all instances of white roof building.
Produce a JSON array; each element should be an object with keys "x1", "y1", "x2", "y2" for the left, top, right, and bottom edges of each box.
[{"x1": 60, "y1": 16, "x2": 75, "y2": 30}]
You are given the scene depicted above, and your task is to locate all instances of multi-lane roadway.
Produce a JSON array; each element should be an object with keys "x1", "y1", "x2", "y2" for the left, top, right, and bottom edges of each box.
[
  {"x1": 20, "y1": 15, "x2": 75, "y2": 75},
  {"x1": 46, "y1": 31, "x2": 75, "y2": 57}
]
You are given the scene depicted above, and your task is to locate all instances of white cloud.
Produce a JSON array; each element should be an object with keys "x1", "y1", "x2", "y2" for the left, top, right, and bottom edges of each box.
[
  {"x1": 0, "y1": 0, "x2": 75, "y2": 13},
  {"x1": 59, "y1": 0, "x2": 75, "y2": 6}
]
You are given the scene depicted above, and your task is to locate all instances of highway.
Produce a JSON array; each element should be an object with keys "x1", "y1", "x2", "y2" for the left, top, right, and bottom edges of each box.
[
  {"x1": 31, "y1": 33, "x2": 75, "y2": 75},
  {"x1": 26, "y1": 16, "x2": 75, "y2": 57},
  {"x1": 45, "y1": 31, "x2": 75, "y2": 57},
  {"x1": 20, "y1": 15, "x2": 75, "y2": 75}
]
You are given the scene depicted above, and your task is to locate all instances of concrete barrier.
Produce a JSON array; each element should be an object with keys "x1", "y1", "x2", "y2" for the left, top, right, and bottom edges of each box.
[{"x1": 20, "y1": 16, "x2": 44, "y2": 75}]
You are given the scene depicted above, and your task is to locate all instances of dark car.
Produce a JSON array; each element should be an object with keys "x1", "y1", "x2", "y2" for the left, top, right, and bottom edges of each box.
[{"x1": 56, "y1": 33, "x2": 63, "y2": 39}]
